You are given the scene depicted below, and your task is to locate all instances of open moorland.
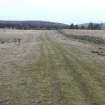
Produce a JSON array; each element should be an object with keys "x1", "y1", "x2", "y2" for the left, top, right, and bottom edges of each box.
[{"x1": 0, "y1": 29, "x2": 105, "y2": 105}]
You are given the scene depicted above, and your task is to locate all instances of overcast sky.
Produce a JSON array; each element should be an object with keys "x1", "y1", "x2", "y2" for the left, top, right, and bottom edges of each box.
[{"x1": 0, "y1": 0, "x2": 105, "y2": 24}]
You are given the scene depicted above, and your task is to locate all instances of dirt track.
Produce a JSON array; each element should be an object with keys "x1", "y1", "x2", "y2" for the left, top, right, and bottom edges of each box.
[{"x1": 0, "y1": 30, "x2": 105, "y2": 105}]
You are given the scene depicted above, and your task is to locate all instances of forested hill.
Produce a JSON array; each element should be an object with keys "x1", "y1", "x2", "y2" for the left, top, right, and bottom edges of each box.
[{"x1": 0, "y1": 20, "x2": 69, "y2": 29}]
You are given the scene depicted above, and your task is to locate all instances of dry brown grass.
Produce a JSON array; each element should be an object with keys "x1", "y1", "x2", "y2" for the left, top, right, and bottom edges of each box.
[
  {"x1": 0, "y1": 29, "x2": 105, "y2": 105},
  {"x1": 63, "y1": 29, "x2": 105, "y2": 37}
]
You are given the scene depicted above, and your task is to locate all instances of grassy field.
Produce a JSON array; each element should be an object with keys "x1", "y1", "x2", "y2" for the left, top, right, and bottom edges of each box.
[{"x1": 0, "y1": 29, "x2": 105, "y2": 105}]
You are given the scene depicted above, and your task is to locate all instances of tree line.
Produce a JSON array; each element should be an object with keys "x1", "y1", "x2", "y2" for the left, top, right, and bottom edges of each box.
[
  {"x1": 0, "y1": 22, "x2": 103, "y2": 30},
  {"x1": 69, "y1": 23, "x2": 102, "y2": 30}
]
